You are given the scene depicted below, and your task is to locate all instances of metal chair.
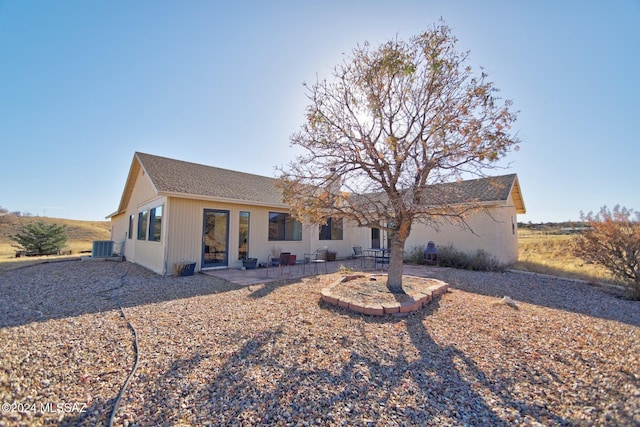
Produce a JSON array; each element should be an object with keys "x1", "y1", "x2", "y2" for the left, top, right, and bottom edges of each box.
[
  {"x1": 352, "y1": 245, "x2": 365, "y2": 268},
  {"x1": 303, "y1": 248, "x2": 328, "y2": 274},
  {"x1": 374, "y1": 248, "x2": 390, "y2": 270},
  {"x1": 266, "y1": 252, "x2": 293, "y2": 278},
  {"x1": 278, "y1": 252, "x2": 292, "y2": 277}
]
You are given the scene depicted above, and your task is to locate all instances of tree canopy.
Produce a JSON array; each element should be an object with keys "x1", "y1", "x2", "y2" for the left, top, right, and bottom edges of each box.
[
  {"x1": 10, "y1": 221, "x2": 68, "y2": 256},
  {"x1": 278, "y1": 22, "x2": 520, "y2": 291},
  {"x1": 572, "y1": 205, "x2": 640, "y2": 299}
]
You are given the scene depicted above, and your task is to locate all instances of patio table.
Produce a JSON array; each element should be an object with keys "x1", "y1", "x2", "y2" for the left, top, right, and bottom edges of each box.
[{"x1": 363, "y1": 248, "x2": 389, "y2": 270}]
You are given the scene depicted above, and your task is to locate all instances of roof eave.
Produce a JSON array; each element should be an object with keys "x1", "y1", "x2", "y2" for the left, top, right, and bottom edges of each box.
[
  {"x1": 105, "y1": 210, "x2": 122, "y2": 220},
  {"x1": 510, "y1": 176, "x2": 526, "y2": 214}
]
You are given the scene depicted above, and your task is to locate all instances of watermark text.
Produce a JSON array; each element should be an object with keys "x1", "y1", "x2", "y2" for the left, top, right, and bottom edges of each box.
[{"x1": 2, "y1": 401, "x2": 87, "y2": 414}]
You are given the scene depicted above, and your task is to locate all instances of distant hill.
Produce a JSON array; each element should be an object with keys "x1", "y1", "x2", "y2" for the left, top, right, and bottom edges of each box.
[{"x1": 0, "y1": 215, "x2": 110, "y2": 257}]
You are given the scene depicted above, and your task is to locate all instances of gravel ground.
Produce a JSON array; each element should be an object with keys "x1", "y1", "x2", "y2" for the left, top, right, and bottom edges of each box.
[{"x1": 0, "y1": 260, "x2": 638, "y2": 426}]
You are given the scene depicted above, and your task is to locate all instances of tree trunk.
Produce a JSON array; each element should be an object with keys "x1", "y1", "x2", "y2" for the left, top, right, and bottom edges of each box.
[{"x1": 386, "y1": 229, "x2": 408, "y2": 293}]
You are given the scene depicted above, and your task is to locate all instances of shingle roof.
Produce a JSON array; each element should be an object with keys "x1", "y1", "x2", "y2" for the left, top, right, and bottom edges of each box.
[
  {"x1": 430, "y1": 173, "x2": 525, "y2": 213},
  {"x1": 136, "y1": 152, "x2": 285, "y2": 206},
  {"x1": 354, "y1": 173, "x2": 525, "y2": 214},
  {"x1": 110, "y1": 152, "x2": 525, "y2": 217},
  {"x1": 426, "y1": 174, "x2": 519, "y2": 204}
]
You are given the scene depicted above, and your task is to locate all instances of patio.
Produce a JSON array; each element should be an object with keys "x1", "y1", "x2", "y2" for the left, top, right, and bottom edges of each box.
[
  {"x1": 202, "y1": 257, "x2": 387, "y2": 285},
  {"x1": 201, "y1": 258, "x2": 442, "y2": 286}
]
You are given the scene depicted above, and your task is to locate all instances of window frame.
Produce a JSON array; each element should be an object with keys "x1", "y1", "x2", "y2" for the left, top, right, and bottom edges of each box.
[
  {"x1": 128, "y1": 214, "x2": 134, "y2": 239},
  {"x1": 137, "y1": 210, "x2": 148, "y2": 240},
  {"x1": 268, "y1": 212, "x2": 302, "y2": 241},
  {"x1": 238, "y1": 211, "x2": 250, "y2": 259},
  {"x1": 148, "y1": 205, "x2": 163, "y2": 242},
  {"x1": 319, "y1": 217, "x2": 343, "y2": 241}
]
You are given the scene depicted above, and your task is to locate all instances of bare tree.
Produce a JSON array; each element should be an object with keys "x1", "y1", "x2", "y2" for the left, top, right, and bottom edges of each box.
[
  {"x1": 277, "y1": 23, "x2": 519, "y2": 292},
  {"x1": 572, "y1": 205, "x2": 640, "y2": 299}
]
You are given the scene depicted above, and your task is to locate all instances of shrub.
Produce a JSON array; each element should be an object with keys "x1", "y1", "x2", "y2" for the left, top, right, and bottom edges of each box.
[
  {"x1": 438, "y1": 245, "x2": 506, "y2": 272},
  {"x1": 404, "y1": 244, "x2": 505, "y2": 272},
  {"x1": 337, "y1": 264, "x2": 355, "y2": 274},
  {"x1": 10, "y1": 221, "x2": 68, "y2": 256},
  {"x1": 404, "y1": 245, "x2": 426, "y2": 264},
  {"x1": 572, "y1": 205, "x2": 640, "y2": 299}
]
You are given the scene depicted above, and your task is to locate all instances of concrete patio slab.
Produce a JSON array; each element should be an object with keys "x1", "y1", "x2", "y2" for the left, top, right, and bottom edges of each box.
[{"x1": 202, "y1": 261, "x2": 447, "y2": 286}]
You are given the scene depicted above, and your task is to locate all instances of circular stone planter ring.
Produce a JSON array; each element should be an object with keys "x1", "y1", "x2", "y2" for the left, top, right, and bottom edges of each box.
[{"x1": 320, "y1": 274, "x2": 449, "y2": 316}]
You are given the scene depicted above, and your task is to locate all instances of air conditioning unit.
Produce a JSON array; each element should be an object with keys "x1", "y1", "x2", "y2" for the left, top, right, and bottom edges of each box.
[{"x1": 92, "y1": 240, "x2": 114, "y2": 258}]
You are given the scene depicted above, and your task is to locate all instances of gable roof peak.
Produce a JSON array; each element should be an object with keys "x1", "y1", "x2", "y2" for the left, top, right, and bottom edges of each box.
[{"x1": 133, "y1": 152, "x2": 285, "y2": 207}]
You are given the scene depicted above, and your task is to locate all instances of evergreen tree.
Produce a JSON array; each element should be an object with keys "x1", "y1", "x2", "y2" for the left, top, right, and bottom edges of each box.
[{"x1": 10, "y1": 221, "x2": 68, "y2": 255}]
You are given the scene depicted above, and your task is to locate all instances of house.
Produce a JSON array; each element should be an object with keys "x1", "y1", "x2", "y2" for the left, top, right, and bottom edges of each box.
[{"x1": 108, "y1": 152, "x2": 526, "y2": 275}]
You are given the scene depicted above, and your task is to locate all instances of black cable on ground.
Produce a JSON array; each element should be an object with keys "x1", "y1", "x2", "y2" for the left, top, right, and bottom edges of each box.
[
  {"x1": 105, "y1": 265, "x2": 140, "y2": 427},
  {"x1": 107, "y1": 298, "x2": 140, "y2": 427}
]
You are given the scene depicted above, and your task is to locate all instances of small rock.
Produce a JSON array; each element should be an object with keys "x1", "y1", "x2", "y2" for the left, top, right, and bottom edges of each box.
[{"x1": 502, "y1": 296, "x2": 518, "y2": 309}]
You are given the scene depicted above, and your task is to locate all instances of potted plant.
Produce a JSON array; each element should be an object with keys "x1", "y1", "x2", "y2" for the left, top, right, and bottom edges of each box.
[
  {"x1": 175, "y1": 261, "x2": 196, "y2": 276},
  {"x1": 242, "y1": 257, "x2": 258, "y2": 269},
  {"x1": 270, "y1": 246, "x2": 282, "y2": 267}
]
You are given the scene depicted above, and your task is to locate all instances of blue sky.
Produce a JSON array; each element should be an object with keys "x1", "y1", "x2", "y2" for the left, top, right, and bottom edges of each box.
[{"x1": 1, "y1": 0, "x2": 638, "y2": 223}]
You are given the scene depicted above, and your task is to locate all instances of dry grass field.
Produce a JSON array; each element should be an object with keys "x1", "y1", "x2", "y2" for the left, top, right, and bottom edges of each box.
[
  {"x1": 0, "y1": 215, "x2": 110, "y2": 272},
  {"x1": 514, "y1": 228, "x2": 615, "y2": 285}
]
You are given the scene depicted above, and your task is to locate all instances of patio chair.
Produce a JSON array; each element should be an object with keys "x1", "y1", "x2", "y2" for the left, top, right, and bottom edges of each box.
[
  {"x1": 266, "y1": 252, "x2": 295, "y2": 278},
  {"x1": 352, "y1": 245, "x2": 365, "y2": 268},
  {"x1": 303, "y1": 247, "x2": 328, "y2": 274},
  {"x1": 374, "y1": 248, "x2": 390, "y2": 271},
  {"x1": 278, "y1": 252, "x2": 292, "y2": 277},
  {"x1": 287, "y1": 254, "x2": 298, "y2": 275}
]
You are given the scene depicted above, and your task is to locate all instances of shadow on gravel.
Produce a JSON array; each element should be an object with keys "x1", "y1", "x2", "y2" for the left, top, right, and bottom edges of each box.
[
  {"x1": 405, "y1": 266, "x2": 640, "y2": 327},
  {"x1": 58, "y1": 396, "x2": 115, "y2": 427},
  {"x1": 245, "y1": 278, "x2": 305, "y2": 300},
  {"x1": 0, "y1": 260, "x2": 244, "y2": 329},
  {"x1": 121, "y1": 301, "x2": 574, "y2": 426},
  {"x1": 409, "y1": 308, "x2": 571, "y2": 426}
]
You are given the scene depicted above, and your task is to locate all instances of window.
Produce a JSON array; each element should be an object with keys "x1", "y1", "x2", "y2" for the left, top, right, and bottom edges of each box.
[
  {"x1": 137, "y1": 210, "x2": 148, "y2": 240},
  {"x1": 128, "y1": 214, "x2": 134, "y2": 239},
  {"x1": 319, "y1": 217, "x2": 343, "y2": 240},
  {"x1": 149, "y1": 205, "x2": 162, "y2": 242},
  {"x1": 268, "y1": 212, "x2": 302, "y2": 241},
  {"x1": 238, "y1": 211, "x2": 250, "y2": 259}
]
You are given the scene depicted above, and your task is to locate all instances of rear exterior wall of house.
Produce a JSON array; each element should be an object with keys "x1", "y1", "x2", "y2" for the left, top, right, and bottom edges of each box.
[{"x1": 404, "y1": 198, "x2": 520, "y2": 265}]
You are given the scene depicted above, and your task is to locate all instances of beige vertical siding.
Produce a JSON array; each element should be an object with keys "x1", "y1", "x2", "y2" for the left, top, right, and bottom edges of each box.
[
  {"x1": 109, "y1": 167, "x2": 167, "y2": 273},
  {"x1": 112, "y1": 167, "x2": 520, "y2": 274},
  {"x1": 306, "y1": 219, "x2": 367, "y2": 259},
  {"x1": 164, "y1": 200, "x2": 386, "y2": 272},
  {"x1": 110, "y1": 212, "x2": 128, "y2": 253},
  {"x1": 134, "y1": 196, "x2": 167, "y2": 274},
  {"x1": 166, "y1": 198, "x2": 313, "y2": 273},
  {"x1": 404, "y1": 199, "x2": 519, "y2": 264}
]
